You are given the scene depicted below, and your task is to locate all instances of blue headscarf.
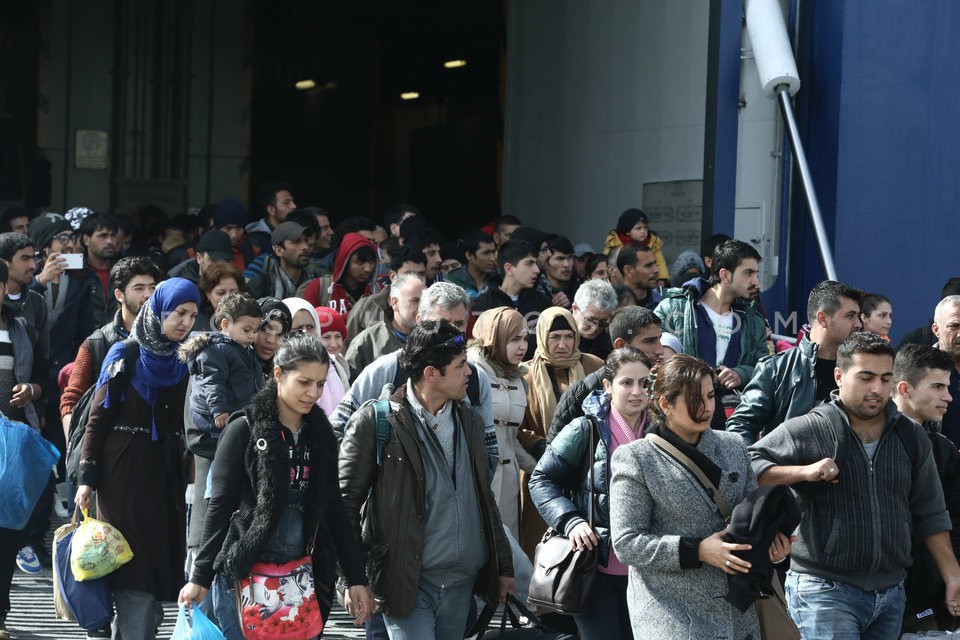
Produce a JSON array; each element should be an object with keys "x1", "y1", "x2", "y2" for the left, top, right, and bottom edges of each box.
[{"x1": 96, "y1": 277, "x2": 201, "y2": 440}]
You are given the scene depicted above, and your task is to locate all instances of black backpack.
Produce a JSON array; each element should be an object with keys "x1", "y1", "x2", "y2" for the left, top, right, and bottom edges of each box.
[{"x1": 65, "y1": 338, "x2": 140, "y2": 485}]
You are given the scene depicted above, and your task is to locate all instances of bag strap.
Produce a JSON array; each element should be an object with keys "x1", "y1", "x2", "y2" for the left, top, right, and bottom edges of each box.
[
  {"x1": 585, "y1": 416, "x2": 596, "y2": 529},
  {"x1": 646, "y1": 433, "x2": 731, "y2": 520},
  {"x1": 373, "y1": 398, "x2": 391, "y2": 467}
]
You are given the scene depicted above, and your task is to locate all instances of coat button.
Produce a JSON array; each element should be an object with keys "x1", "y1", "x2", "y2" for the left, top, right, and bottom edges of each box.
[
  {"x1": 729, "y1": 472, "x2": 739, "y2": 483},
  {"x1": 413, "y1": 553, "x2": 421, "y2": 560},
  {"x1": 417, "y1": 514, "x2": 423, "y2": 520}
]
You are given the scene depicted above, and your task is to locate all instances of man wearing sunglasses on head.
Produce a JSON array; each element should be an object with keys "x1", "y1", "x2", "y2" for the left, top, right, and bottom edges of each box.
[{"x1": 340, "y1": 320, "x2": 515, "y2": 640}]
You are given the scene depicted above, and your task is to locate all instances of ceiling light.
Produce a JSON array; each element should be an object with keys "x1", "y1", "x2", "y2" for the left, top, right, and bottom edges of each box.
[
  {"x1": 295, "y1": 79, "x2": 316, "y2": 90},
  {"x1": 400, "y1": 91, "x2": 420, "y2": 100},
  {"x1": 443, "y1": 59, "x2": 467, "y2": 69}
]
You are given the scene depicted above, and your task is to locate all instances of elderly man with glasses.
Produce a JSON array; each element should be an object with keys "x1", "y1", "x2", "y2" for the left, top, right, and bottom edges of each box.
[{"x1": 571, "y1": 279, "x2": 619, "y2": 360}]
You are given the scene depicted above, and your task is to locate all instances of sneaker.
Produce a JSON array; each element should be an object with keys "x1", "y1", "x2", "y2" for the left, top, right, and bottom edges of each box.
[
  {"x1": 54, "y1": 498, "x2": 69, "y2": 518},
  {"x1": 0, "y1": 615, "x2": 9, "y2": 640},
  {"x1": 86, "y1": 623, "x2": 111, "y2": 638},
  {"x1": 15, "y1": 546, "x2": 42, "y2": 574}
]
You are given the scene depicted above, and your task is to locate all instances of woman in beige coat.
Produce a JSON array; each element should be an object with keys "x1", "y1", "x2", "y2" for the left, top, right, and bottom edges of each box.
[
  {"x1": 468, "y1": 307, "x2": 539, "y2": 540},
  {"x1": 520, "y1": 306, "x2": 604, "y2": 559}
]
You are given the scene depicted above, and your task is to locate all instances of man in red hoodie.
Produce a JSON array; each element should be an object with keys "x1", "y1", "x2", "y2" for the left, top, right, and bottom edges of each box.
[{"x1": 301, "y1": 232, "x2": 378, "y2": 318}]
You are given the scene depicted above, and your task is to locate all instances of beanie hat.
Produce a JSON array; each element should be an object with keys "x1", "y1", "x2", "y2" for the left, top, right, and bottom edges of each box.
[
  {"x1": 213, "y1": 198, "x2": 248, "y2": 229},
  {"x1": 64, "y1": 206, "x2": 94, "y2": 231},
  {"x1": 616, "y1": 208, "x2": 649, "y2": 236},
  {"x1": 28, "y1": 212, "x2": 72, "y2": 250},
  {"x1": 315, "y1": 306, "x2": 348, "y2": 341},
  {"x1": 671, "y1": 250, "x2": 706, "y2": 283},
  {"x1": 257, "y1": 297, "x2": 293, "y2": 334}
]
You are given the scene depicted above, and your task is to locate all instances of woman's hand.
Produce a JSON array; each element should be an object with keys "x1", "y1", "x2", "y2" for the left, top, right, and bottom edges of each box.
[
  {"x1": 343, "y1": 585, "x2": 375, "y2": 626},
  {"x1": 699, "y1": 530, "x2": 752, "y2": 575},
  {"x1": 74, "y1": 485, "x2": 94, "y2": 511},
  {"x1": 178, "y1": 582, "x2": 208, "y2": 608},
  {"x1": 768, "y1": 532, "x2": 796, "y2": 564},
  {"x1": 568, "y1": 522, "x2": 599, "y2": 552}
]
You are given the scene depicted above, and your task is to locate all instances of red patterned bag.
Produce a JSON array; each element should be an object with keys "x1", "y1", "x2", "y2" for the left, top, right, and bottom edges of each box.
[{"x1": 235, "y1": 556, "x2": 324, "y2": 640}]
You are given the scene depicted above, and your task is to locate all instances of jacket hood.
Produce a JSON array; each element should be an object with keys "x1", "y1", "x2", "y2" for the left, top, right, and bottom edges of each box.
[
  {"x1": 177, "y1": 331, "x2": 237, "y2": 362},
  {"x1": 333, "y1": 232, "x2": 377, "y2": 284},
  {"x1": 245, "y1": 218, "x2": 272, "y2": 235},
  {"x1": 582, "y1": 388, "x2": 611, "y2": 421}
]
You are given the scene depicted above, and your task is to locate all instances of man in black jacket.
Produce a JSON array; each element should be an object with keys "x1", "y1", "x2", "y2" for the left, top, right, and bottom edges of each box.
[
  {"x1": 468, "y1": 239, "x2": 549, "y2": 358},
  {"x1": 547, "y1": 306, "x2": 664, "y2": 442},
  {"x1": 894, "y1": 344, "x2": 960, "y2": 632}
]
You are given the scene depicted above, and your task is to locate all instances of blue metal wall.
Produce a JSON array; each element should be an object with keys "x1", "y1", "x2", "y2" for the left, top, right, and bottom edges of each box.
[{"x1": 788, "y1": 0, "x2": 960, "y2": 341}]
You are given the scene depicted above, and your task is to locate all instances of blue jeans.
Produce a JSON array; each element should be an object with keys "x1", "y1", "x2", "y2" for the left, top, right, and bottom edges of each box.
[
  {"x1": 785, "y1": 571, "x2": 906, "y2": 640},
  {"x1": 211, "y1": 572, "x2": 245, "y2": 640},
  {"x1": 574, "y1": 572, "x2": 632, "y2": 640},
  {"x1": 382, "y1": 579, "x2": 475, "y2": 640}
]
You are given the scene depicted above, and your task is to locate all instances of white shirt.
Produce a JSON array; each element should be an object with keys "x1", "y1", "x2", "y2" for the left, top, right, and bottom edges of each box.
[{"x1": 702, "y1": 303, "x2": 734, "y2": 367}]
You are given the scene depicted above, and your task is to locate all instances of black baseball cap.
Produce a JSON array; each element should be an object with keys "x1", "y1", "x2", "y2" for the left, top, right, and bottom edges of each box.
[{"x1": 195, "y1": 230, "x2": 233, "y2": 261}]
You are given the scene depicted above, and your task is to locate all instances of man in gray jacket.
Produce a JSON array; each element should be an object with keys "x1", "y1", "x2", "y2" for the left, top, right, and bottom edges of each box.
[{"x1": 750, "y1": 332, "x2": 960, "y2": 638}]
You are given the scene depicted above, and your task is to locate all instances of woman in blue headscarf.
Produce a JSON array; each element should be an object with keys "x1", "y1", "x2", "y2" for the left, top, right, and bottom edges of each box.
[{"x1": 75, "y1": 277, "x2": 200, "y2": 640}]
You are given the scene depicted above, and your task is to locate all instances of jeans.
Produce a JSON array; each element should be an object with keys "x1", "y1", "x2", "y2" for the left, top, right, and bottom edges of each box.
[
  {"x1": 211, "y1": 572, "x2": 245, "y2": 640},
  {"x1": 785, "y1": 571, "x2": 906, "y2": 640},
  {"x1": 382, "y1": 579, "x2": 475, "y2": 640},
  {"x1": 113, "y1": 590, "x2": 160, "y2": 640},
  {"x1": 573, "y1": 572, "x2": 632, "y2": 640}
]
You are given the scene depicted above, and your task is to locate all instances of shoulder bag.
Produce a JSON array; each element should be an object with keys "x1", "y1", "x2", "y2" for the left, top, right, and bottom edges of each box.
[
  {"x1": 646, "y1": 433, "x2": 800, "y2": 640},
  {"x1": 527, "y1": 417, "x2": 598, "y2": 615}
]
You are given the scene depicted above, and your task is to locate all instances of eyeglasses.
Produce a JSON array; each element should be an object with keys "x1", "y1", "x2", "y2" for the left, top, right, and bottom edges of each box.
[
  {"x1": 583, "y1": 315, "x2": 611, "y2": 329},
  {"x1": 53, "y1": 233, "x2": 79, "y2": 244}
]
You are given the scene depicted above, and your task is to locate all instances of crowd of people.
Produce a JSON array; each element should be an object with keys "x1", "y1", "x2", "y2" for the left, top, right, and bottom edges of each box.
[{"x1": 0, "y1": 186, "x2": 959, "y2": 640}]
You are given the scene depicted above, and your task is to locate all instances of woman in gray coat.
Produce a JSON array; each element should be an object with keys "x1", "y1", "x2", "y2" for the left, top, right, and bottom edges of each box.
[{"x1": 609, "y1": 354, "x2": 791, "y2": 639}]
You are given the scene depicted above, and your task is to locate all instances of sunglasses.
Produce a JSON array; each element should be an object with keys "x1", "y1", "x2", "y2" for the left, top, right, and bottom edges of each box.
[
  {"x1": 434, "y1": 332, "x2": 467, "y2": 350},
  {"x1": 260, "y1": 308, "x2": 289, "y2": 331}
]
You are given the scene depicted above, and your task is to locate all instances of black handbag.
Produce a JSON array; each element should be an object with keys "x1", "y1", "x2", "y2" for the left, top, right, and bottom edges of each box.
[
  {"x1": 527, "y1": 418, "x2": 598, "y2": 615},
  {"x1": 646, "y1": 433, "x2": 800, "y2": 640}
]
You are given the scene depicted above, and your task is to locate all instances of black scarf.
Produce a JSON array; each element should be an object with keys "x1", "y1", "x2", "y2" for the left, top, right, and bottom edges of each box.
[{"x1": 647, "y1": 420, "x2": 722, "y2": 489}]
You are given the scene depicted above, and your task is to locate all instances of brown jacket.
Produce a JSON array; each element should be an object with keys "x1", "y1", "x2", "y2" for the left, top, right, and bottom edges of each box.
[{"x1": 339, "y1": 384, "x2": 514, "y2": 617}]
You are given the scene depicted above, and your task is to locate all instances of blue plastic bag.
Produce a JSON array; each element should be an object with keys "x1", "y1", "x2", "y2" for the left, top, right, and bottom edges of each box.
[
  {"x1": 171, "y1": 604, "x2": 227, "y2": 640},
  {"x1": 54, "y1": 510, "x2": 113, "y2": 630},
  {"x1": 0, "y1": 414, "x2": 60, "y2": 529}
]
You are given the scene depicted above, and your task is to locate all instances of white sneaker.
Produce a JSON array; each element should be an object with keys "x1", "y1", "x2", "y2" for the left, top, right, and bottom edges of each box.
[{"x1": 16, "y1": 546, "x2": 42, "y2": 574}]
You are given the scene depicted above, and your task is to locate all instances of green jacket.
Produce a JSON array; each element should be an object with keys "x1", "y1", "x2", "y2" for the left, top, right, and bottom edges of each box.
[{"x1": 653, "y1": 277, "x2": 768, "y2": 389}]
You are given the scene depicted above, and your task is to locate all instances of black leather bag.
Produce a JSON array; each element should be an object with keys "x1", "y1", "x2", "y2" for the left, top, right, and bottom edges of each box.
[{"x1": 527, "y1": 419, "x2": 598, "y2": 615}]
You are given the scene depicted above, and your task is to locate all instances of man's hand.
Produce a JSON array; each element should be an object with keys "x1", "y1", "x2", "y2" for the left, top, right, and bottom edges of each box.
[
  {"x1": 344, "y1": 585, "x2": 375, "y2": 626},
  {"x1": 498, "y1": 576, "x2": 516, "y2": 603},
  {"x1": 551, "y1": 292, "x2": 570, "y2": 308},
  {"x1": 178, "y1": 582, "x2": 209, "y2": 609},
  {"x1": 37, "y1": 252, "x2": 68, "y2": 286},
  {"x1": 10, "y1": 383, "x2": 34, "y2": 408},
  {"x1": 804, "y1": 458, "x2": 840, "y2": 483},
  {"x1": 215, "y1": 412, "x2": 230, "y2": 429},
  {"x1": 945, "y1": 578, "x2": 960, "y2": 617},
  {"x1": 716, "y1": 366, "x2": 742, "y2": 390}
]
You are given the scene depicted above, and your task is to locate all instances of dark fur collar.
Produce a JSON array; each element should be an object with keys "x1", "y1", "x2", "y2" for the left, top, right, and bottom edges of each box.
[{"x1": 218, "y1": 381, "x2": 339, "y2": 579}]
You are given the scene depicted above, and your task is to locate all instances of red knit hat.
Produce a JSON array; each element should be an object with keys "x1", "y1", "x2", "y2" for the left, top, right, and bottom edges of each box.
[{"x1": 315, "y1": 306, "x2": 348, "y2": 341}]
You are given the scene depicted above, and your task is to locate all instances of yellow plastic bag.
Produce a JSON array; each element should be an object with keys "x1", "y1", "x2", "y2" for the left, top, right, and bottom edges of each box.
[{"x1": 70, "y1": 508, "x2": 134, "y2": 581}]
